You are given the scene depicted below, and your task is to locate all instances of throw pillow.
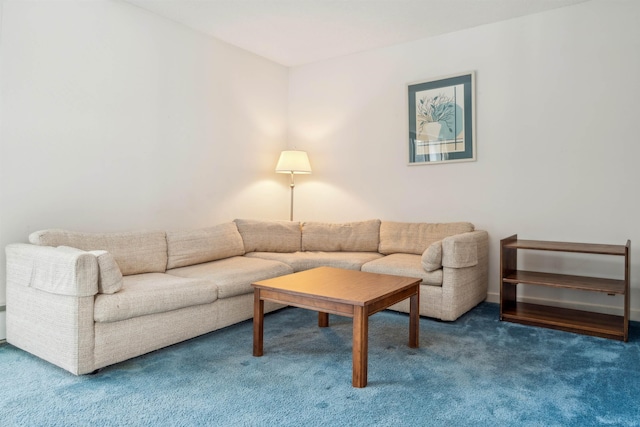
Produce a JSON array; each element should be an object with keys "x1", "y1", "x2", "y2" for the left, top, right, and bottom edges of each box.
[
  {"x1": 89, "y1": 250, "x2": 124, "y2": 294},
  {"x1": 421, "y1": 241, "x2": 442, "y2": 272}
]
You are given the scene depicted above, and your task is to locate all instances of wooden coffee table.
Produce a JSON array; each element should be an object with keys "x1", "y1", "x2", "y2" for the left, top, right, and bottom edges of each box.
[{"x1": 252, "y1": 266, "x2": 421, "y2": 388}]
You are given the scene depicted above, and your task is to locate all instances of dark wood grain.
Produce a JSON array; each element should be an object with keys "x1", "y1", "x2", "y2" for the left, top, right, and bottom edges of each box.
[
  {"x1": 501, "y1": 302, "x2": 625, "y2": 341},
  {"x1": 352, "y1": 306, "x2": 368, "y2": 388},
  {"x1": 253, "y1": 290, "x2": 264, "y2": 356},
  {"x1": 503, "y1": 270, "x2": 626, "y2": 294},
  {"x1": 500, "y1": 235, "x2": 518, "y2": 320},
  {"x1": 503, "y1": 239, "x2": 626, "y2": 255},
  {"x1": 499, "y1": 236, "x2": 630, "y2": 342}
]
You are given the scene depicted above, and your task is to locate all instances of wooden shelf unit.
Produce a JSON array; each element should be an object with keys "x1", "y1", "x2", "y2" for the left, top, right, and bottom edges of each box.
[{"x1": 500, "y1": 235, "x2": 630, "y2": 341}]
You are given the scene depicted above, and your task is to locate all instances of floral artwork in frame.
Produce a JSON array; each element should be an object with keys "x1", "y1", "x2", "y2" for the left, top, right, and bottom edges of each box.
[{"x1": 408, "y1": 72, "x2": 475, "y2": 165}]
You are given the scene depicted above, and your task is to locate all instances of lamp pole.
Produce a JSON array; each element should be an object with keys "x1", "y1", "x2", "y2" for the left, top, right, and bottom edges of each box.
[
  {"x1": 289, "y1": 171, "x2": 295, "y2": 221},
  {"x1": 275, "y1": 150, "x2": 312, "y2": 222}
]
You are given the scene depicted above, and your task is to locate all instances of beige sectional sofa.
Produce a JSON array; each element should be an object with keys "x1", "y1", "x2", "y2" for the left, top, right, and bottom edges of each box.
[{"x1": 5, "y1": 219, "x2": 488, "y2": 375}]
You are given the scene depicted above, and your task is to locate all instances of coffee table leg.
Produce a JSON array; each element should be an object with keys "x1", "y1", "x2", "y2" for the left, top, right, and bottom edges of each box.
[
  {"x1": 352, "y1": 306, "x2": 368, "y2": 388},
  {"x1": 253, "y1": 289, "x2": 264, "y2": 357},
  {"x1": 318, "y1": 312, "x2": 329, "y2": 327},
  {"x1": 409, "y1": 290, "x2": 419, "y2": 348}
]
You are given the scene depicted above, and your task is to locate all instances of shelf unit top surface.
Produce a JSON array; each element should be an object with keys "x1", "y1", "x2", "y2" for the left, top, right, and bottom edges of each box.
[{"x1": 503, "y1": 239, "x2": 627, "y2": 255}]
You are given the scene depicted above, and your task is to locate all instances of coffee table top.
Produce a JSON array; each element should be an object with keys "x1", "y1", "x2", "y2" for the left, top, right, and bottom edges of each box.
[{"x1": 252, "y1": 266, "x2": 421, "y2": 307}]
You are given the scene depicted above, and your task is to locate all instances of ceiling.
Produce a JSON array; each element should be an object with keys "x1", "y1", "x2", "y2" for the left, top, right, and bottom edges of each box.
[{"x1": 121, "y1": 0, "x2": 589, "y2": 66}]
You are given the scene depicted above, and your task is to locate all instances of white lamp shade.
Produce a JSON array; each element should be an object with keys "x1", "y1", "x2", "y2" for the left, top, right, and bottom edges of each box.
[{"x1": 275, "y1": 150, "x2": 312, "y2": 174}]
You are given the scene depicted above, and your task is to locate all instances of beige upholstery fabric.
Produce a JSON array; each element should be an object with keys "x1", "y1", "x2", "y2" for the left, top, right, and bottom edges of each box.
[
  {"x1": 361, "y1": 253, "x2": 442, "y2": 286},
  {"x1": 167, "y1": 256, "x2": 293, "y2": 299},
  {"x1": 245, "y1": 251, "x2": 384, "y2": 272},
  {"x1": 93, "y1": 295, "x2": 283, "y2": 372},
  {"x1": 52, "y1": 246, "x2": 122, "y2": 294},
  {"x1": 6, "y1": 284, "x2": 95, "y2": 374},
  {"x1": 388, "y1": 284, "x2": 444, "y2": 320},
  {"x1": 212, "y1": 293, "x2": 284, "y2": 330},
  {"x1": 441, "y1": 263, "x2": 488, "y2": 320},
  {"x1": 421, "y1": 241, "x2": 442, "y2": 272},
  {"x1": 88, "y1": 250, "x2": 123, "y2": 294},
  {"x1": 6, "y1": 243, "x2": 98, "y2": 297},
  {"x1": 378, "y1": 221, "x2": 474, "y2": 255},
  {"x1": 29, "y1": 229, "x2": 168, "y2": 276},
  {"x1": 94, "y1": 302, "x2": 219, "y2": 371},
  {"x1": 387, "y1": 230, "x2": 489, "y2": 321},
  {"x1": 235, "y1": 219, "x2": 301, "y2": 252},
  {"x1": 166, "y1": 222, "x2": 245, "y2": 269},
  {"x1": 301, "y1": 220, "x2": 380, "y2": 252},
  {"x1": 94, "y1": 273, "x2": 218, "y2": 323},
  {"x1": 442, "y1": 232, "x2": 479, "y2": 268}
]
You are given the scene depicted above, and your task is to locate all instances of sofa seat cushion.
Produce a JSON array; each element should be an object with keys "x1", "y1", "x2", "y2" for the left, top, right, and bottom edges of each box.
[
  {"x1": 166, "y1": 256, "x2": 293, "y2": 299},
  {"x1": 362, "y1": 254, "x2": 442, "y2": 286},
  {"x1": 245, "y1": 251, "x2": 384, "y2": 272},
  {"x1": 94, "y1": 273, "x2": 217, "y2": 323}
]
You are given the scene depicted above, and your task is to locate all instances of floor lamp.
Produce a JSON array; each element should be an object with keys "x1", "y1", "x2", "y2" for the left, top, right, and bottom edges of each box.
[{"x1": 276, "y1": 150, "x2": 312, "y2": 221}]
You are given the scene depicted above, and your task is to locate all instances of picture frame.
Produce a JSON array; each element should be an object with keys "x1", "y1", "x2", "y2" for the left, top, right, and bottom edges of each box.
[{"x1": 407, "y1": 71, "x2": 475, "y2": 165}]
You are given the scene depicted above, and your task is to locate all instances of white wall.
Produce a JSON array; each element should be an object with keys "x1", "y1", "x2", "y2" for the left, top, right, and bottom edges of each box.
[
  {"x1": 0, "y1": 0, "x2": 289, "y2": 338},
  {"x1": 288, "y1": 0, "x2": 640, "y2": 319}
]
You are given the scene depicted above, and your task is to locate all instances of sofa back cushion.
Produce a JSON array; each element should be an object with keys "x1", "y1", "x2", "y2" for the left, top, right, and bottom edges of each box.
[
  {"x1": 28, "y1": 229, "x2": 167, "y2": 276},
  {"x1": 166, "y1": 222, "x2": 245, "y2": 269},
  {"x1": 235, "y1": 219, "x2": 301, "y2": 253},
  {"x1": 301, "y1": 219, "x2": 381, "y2": 252},
  {"x1": 378, "y1": 221, "x2": 474, "y2": 255}
]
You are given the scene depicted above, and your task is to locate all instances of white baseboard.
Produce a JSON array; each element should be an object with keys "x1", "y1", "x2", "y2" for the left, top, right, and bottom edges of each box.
[
  {"x1": 0, "y1": 308, "x2": 5, "y2": 341},
  {"x1": 485, "y1": 292, "x2": 639, "y2": 322}
]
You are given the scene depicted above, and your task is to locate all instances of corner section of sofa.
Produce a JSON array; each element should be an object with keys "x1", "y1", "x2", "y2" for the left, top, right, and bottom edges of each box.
[
  {"x1": 238, "y1": 219, "x2": 385, "y2": 272},
  {"x1": 362, "y1": 223, "x2": 488, "y2": 321}
]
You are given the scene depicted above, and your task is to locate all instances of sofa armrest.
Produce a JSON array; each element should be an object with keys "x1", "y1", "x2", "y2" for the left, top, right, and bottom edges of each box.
[
  {"x1": 6, "y1": 243, "x2": 98, "y2": 374},
  {"x1": 442, "y1": 230, "x2": 488, "y2": 268},
  {"x1": 440, "y1": 230, "x2": 489, "y2": 321},
  {"x1": 6, "y1": 243, "x2": 99, "y2": 297}
]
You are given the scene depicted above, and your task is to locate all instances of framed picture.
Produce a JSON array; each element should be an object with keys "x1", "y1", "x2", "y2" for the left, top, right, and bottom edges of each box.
[{"x1": 407, "y1": 71, "x2": 475, "y2": 165}]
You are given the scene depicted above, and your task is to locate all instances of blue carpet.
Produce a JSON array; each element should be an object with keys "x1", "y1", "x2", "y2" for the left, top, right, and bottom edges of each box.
[{"x1": 1, "y1": 303, "x2": 639, "y2": 426}]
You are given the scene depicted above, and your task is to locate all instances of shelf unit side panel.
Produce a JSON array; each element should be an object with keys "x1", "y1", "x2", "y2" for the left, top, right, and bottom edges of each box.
[{"x1": 500, "y1": 235, "x2": 518, "y2": 316}]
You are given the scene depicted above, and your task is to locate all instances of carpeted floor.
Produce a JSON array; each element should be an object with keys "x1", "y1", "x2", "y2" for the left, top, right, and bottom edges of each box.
[{"x1": 1, "y1": 302, "x2": 639, "y2": 426}]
